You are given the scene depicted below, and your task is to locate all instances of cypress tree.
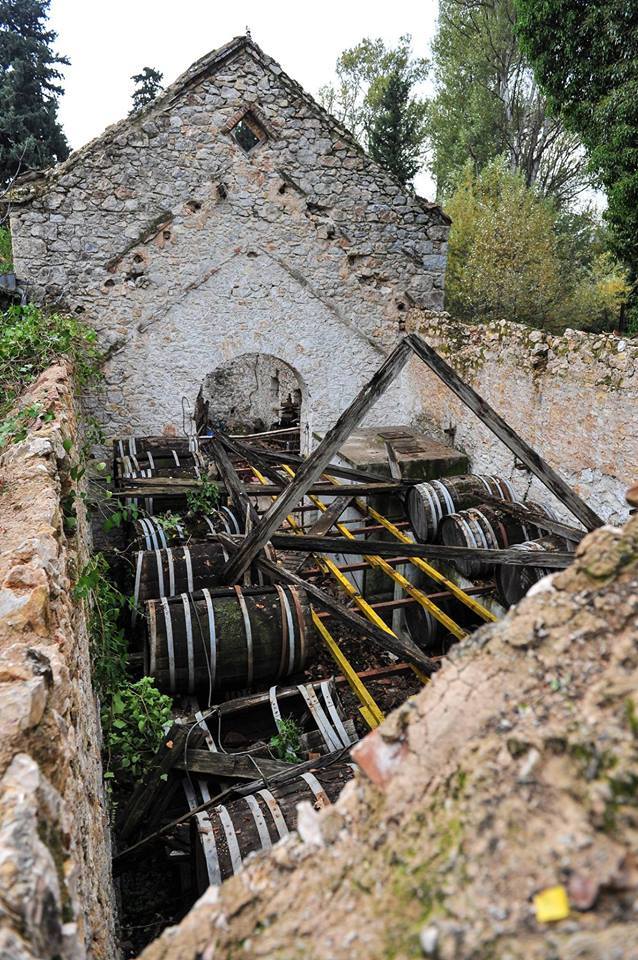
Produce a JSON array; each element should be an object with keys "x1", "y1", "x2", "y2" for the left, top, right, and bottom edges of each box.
[
  {"x1": 130, "y1": 67, "x2": 164, "y2": 113},
  {"x1": 368, "y1": 70, "x2": 425, "y2": 185},
  {"x1": 0, "y1": 0, "x2": 69, "y2": 184}
]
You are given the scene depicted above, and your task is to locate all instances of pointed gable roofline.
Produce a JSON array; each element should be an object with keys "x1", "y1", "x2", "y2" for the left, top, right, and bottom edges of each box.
[{"x1": 9, "y1": 34, "x2": 449, "y2": 224}]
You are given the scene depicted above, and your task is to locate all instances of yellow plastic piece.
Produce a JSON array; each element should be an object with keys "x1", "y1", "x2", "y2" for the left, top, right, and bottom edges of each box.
[
  {"x1": 311, "y1": 607, "x2": 384, "y2": 728},
  {"x1": 534, "y1": 885, "x2": 570, "y2": 923}
]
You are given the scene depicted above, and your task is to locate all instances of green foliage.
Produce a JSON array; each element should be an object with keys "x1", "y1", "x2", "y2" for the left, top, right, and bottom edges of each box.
[
  {"x1": 102, "y1": 501, "x2": 139, "y2": 532},
  {"x1": 515, "y1": 0, "x2": 638, "y2": 320},
  {"x1": 186, "y1": 477, "x2": 221, "y2": 517},
  {"x1": 427, "y1": 0, "x2": 589, "y2": 205},
  {"x1": 0, "y1": 303, "x2": 101, "y2": 416},
  {"x1": 319, "y1": 35, "x2": 428, "y2": 170},
  {"x1": 130, "y1": 66, "x2": 164, "y2": 113},
  {"x1": 0, "y1": 399, "x2": 53, "y2": 447},
  {"x1": 0, "y1": 225, "x2": 12, "y2": 271},
  {"x1": 153, "y1": 511, "x2": 182, "y2": 536},
  {"x1": 368, "y1": 70, "x2": 426, "y2": 184},
  {"x1": 73, "y1": 553, "x2": 129, "y2": 698},
  {"x1": 103, "y1": 677, "x2": 173, "y2": 782},
  {"x1": 269, "y1": 716, "x2": 303, "y2": 763},
  {"x1": 0, "y1": 0, "x2": 69, "y2": 184},
  {"x1": 445, "y1": 159, "x2": 629, "y2": 331}
]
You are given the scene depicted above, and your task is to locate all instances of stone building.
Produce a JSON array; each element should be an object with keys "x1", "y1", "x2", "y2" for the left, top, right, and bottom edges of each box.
[{"x1": 8, "y1": 35, "x2": 450, "y2": 446}]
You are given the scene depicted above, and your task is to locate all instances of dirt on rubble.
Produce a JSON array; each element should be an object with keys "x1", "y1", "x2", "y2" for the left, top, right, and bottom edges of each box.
[{"x1": 138, "y1": 514, "x2": 638, "y2": 960}]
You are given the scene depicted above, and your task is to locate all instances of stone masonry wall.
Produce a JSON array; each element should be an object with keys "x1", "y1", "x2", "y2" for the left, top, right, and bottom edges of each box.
[
  {"x1": 9, "y1": 37, "x2": 448, "y2": 442},
  {"x1": 0, "y1": 365, "x2": 116, "y2": 959},
  {"x1": 407, "y1": 310, "x2": 638, "y2": 523}
]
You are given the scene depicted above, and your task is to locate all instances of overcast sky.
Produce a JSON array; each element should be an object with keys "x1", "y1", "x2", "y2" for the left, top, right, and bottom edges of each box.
[{"x1": 48, "y1": 0, "x2": 439, "y2": 195}]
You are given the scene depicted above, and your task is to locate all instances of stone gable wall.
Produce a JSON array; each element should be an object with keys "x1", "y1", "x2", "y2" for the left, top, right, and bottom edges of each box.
[
  {"x1": 9, "y1": 43, "x2": 447, "y2": 441},
  {"x1": 407, "y1": 311, "x2": 638, "y2": 523},
  {"x1": 0, "y1": 365, "x2": 116, "y2": 959}
]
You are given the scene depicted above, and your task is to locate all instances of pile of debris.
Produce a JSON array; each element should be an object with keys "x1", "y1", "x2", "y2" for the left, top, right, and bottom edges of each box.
[{"x1": 105, "y1": 334, "x2": 604, "y2": 951}]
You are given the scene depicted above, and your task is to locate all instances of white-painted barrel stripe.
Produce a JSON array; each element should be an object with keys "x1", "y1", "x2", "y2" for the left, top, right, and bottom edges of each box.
[
  {"x1": 183, "y1": 546, "x2": 194, "y2": 593},
  {"x1": 221, "y1": 506, "x2": 240, "y2": 534},
  {"x1": 118, "y1": 439, "x2": 124, "y2": 458},
  {"x1": 131, "y1": 437, "x2": 137, "y2": 456},
  {"x1": 468, "y1": 510, "x2": 490, "y2": 550},
  {"x1": 234, "y1": 586, "x2": 253, "y2": 687},
  {"x1": 257, "y1": 789, "x2": 289, "y2": 840},
  {"x1": 204, "y1": 515, "x2": 217, "y2": 535},
  {"x1": 155, "y1": 522, "x2": 168, "y2": 550},
  {"x1": 201, "y1": 588, "x2": 217, "y2": 691},
  {"x1": 297, "y1": 684, "x2": 342, "y2": 752},
  {"x1": 161, "y1": 597, "x2": 176, "y2": 690},
  {"x1": 154, "y1": 548, "x2": 165, "y2": 598},
  {"x1": 181, "y1": 593, "x2": 195, "y2": 694},
  {"x1": 320, "y1": 680, "x2": 353, "y2": 747},
  {"x1": 146, "y1": 451, "x2": 155, "y2": 470},
  {"x1": 133, "y1": 551, "x2": 144, "y2": 620},
  {"x1": 166, "y1": 547, "x2": 176, "y2": 596},
  {"x1": 301, "y1": 771, "x2": 330, "y2": 806},
  {"x1": 274, "y1": 586, "x2": 289, "y2": 680},
  {"x1": 279, "y1": 588, "x2": 295, "y2": 675},
  {"x1": 269, "y1": 685, "x2": 283, "y2": 729},
  {"x1": 217, "y1": 804, "x2": 243, "y2": 874},
  {"x1": 138, "y1": 518, "x2": 152, "y2": 551},
  {"x1": 244, "y1": 795, "x2": 272, "y2": 851},
  {"x1": 193, "y1": 705, "x2": 218, "y2": 752},
  {"x1": 172, "y1": 450, "x2": 180, "y2": 466},
  {"x1": 182, "y1": 779, "x2": 221, "y2": 886},
  {"x1": 432, "y1": 479, "x2": 455, "y2": 517}
]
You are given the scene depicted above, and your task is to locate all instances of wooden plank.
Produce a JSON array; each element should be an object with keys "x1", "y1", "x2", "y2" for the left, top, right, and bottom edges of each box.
[
  {"x1": 208, "y1": 436, "x2": 260, "y2": 527},
  {"x1": 242, "y1": 481, "x2": 415, "y2": 497},
  {"x1": 407, "y1": 332, "x2": 603, "y2": 531},
  {"x1": 269, "y1": 533, "x2": 574, "y2": 568},
  {"x1": 225, "y1": 437, "x2": 391, "y2": 484},
  {"x1": 118, "y1": 724, "x2": 188, "y2": 841},
  {"x1": 174, "y1": 749, "x2": 291, "y2": 780},
  {"x1": 222, "y1": 339, "x2": 413, "y2": 582},
  {"x1": 290, "y1": 494, "x2": 354, "y2": 574},
  {"x1": 479, "y1": 497, "x2": 586, "y2": 543}
]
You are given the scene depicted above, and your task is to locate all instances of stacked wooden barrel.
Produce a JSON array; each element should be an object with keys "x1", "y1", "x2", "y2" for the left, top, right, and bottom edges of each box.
[
  {"x1": 496, "y1": 534, "x2": 574, "y2": 606},
  {"x1": 406, "y1": 475, "x2": 515, "y2": 543},
  {"x1": 187, "y1": 763, "x2": 355, "y2": 888},
  {"x1": 439, "y1": 501, "x2": 556, "y2": 578}
]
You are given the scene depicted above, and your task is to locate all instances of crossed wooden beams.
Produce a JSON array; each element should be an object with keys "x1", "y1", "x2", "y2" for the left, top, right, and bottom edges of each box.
[{"x1": 219, "y1": 332, "x2": 602, "y2": 586}]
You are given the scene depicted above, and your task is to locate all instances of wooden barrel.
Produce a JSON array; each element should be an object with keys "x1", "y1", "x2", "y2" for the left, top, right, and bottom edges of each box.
[
  {"x1": 130, "y1": 508, "x2": 241, "y2": 551},
  {"x1": 496, "y1": 535, "x2": 574, "y2": 607},
  {"x1": 186, "y1": 762, "x2": 354, "y2": 889},
  {"x1": 146, "y1": 585, "x2": 313, "y2": 694},
  {"x1": 406, "y1": 475, "x2": 515, "y2": 542},
  {"x1": 116, "y1": 450, "x2": 205, "y2": 477},
  {"x1": 439, "y1": 501, "x2": 554, "y2": 578},
  {"x1": 132, "y1": 542, "x2": 229, "y2": 606},
  {"x1": 113, "y1": 436, "x2": 199, "y2": 459}
]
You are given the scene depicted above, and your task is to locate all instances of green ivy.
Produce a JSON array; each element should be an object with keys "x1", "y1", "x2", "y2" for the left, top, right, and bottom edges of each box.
[
  {"x1": 103, "y1": 677, "x2": 173, "y2": 782},
  {"x1": 269, "y1": 716, "x2": 303, "y2": 763},
  {"x1": 0, "y1": 226, "x2": 13, "y2": 273},
  {"x1": 186, "y1": 477, "x2": 221, "y2": 516},
  {"x1": 73, "y1": 553, "x2": 130, "y2": 698},
  {"x1": 0, "y1": 401, "x2": 55, "y2": 449},
  {"x1": 0, "y1": 303, "x2": 102, "y2": 417}
]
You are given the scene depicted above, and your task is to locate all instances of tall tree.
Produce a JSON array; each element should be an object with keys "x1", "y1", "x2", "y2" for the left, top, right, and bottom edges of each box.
[
  {"x1": 368, "y1": 70, "x2": 426, "y2": 184},
  {"x1": 427, "y1": 0, "x2": 590, "y2": 204},
  {"x1": 130, "y1": 66, "x2": 164, "y2": 113},
  {"x1": 515, "y1": 0, "x2": 638, "y2": 321},
  {"x1": 0, "y1": 0, "x2": 69, "y2": 184},
  {"x1": 318, "y1": 35, "x2": 428, "y2": 168}
]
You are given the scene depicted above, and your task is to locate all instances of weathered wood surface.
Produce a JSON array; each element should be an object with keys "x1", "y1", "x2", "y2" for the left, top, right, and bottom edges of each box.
[
  {"x1": 479, "y1": 497, "x2": 586, "y2": 543},
  {"x1": 220, "y1": 436, "x2": 390, "y2": 484},
  {"x1": 174, "y1": 749, "x2": 291, "y2": 780},
  {"x1": 407, "y1": 333, "x2": 603, "y2": 531},
  {"x1": 132, "y1": 541, "x2": 228, "y2": 604},
  {"x1": 269, "y1": 532, "x2": 574, "y2": 568},
  {"x1": 290, "y1": 494, "x2": 355, "y2": 573},
  {"x1": 222, "y1": 339, "x2": 413, "y2": 583},
  {"x1": 118, "y1": 724, "x2": 188, "y2": 841}
]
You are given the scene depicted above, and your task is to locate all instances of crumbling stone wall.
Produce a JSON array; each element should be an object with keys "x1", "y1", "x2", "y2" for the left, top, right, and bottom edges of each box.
[
  {"x1": 9, "y1": 37, "x2": 447, "y2": 441},
  {"x1": 201, "y1": 353, "x2": 303, "y2": 434},
  {"x1": 0, "y1": 365, "x2": 116, "y2": 959},
  {"x1": 407, "y1": 310, "x2": 638, "y2": 523}
]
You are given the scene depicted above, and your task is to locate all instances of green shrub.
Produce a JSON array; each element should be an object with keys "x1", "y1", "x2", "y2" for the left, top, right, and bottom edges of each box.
[
  {"x1": 0, "y1": 226, "x2": 13, "y2": 273},
  {"x1": 269, "y1": 716, "x2": 303, "y2": 763},
  {"x1": 186, "y1": 477, "x2": 221, "y2": 516},
  {"x1": 0, "y1": 303, "x2": 101, "y2": 416},
  {"x1": 103, "y1": 677, "x2": 173, "y2": 782}
]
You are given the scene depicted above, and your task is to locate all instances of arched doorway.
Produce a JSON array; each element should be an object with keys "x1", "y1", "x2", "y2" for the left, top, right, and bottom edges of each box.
[{"x1": 195, "y1": 353, "x2": 308, "y2": 448}]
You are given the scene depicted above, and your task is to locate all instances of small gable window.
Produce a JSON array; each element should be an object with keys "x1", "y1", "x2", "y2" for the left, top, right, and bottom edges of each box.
[{"x1": 231, "y1": 112, "x2": 268, "y2": 153}]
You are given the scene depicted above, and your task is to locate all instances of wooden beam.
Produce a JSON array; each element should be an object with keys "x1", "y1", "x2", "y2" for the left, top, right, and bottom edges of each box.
[
  {"x1": 290, "y1": 494, "x2": 354, "y2": 574},
  {"x1": 479, "y1": 497, "x2": 586, "y2": 543},
  {"x1": 224, "y1": 437, "x2": 391, "y2": 484},
  {"x1": 208, "y1": 435, "x2": 259, "y2": 527},
  {"x1": 407, "y1": 333, "x2": 603, "y2": 531},
  {"x1": 269, "y1": 533, "x2": 574, "y2": 568},
  {"x1": 173, "y1": 749, "x2": 291, "y2": 780},
  {"x1": 118, "y1": 724, "x2": 188, "y2": 841},
  {"x1": 255, "y1": 555, "x2": 436, "y2": 672},
  {"x1": 222, "y1": 339, "x2": 413, "y2": 582}
]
